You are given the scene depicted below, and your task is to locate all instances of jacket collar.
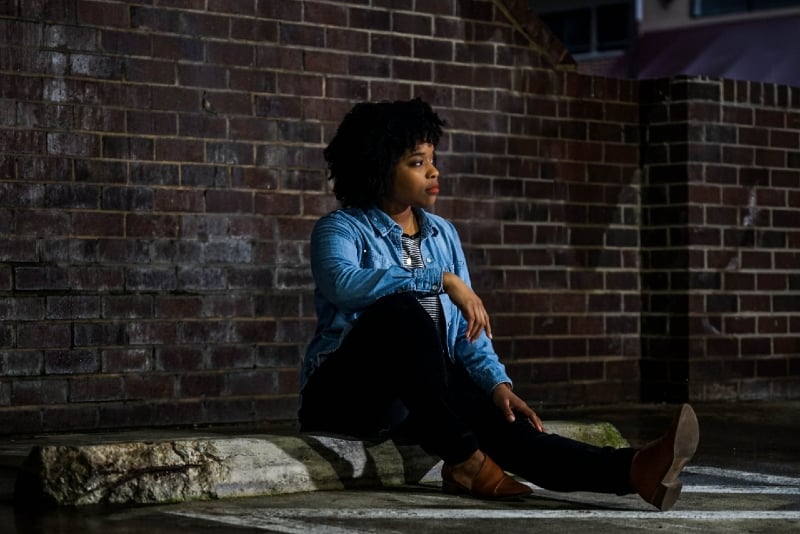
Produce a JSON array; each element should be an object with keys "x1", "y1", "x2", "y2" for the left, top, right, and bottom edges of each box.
[{"x1": 363, "y1": 205, "x2": 436, "y2": 238}]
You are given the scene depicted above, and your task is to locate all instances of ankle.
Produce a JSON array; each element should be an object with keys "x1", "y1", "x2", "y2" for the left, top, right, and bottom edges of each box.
[{"x1": 450, "y1": 450, "x2": 485, "y2": 487}]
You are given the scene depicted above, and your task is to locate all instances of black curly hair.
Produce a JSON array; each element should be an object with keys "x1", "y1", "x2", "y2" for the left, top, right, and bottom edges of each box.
[{"x1": 323, "y1": 98, "x2": 445, "y2": 209}]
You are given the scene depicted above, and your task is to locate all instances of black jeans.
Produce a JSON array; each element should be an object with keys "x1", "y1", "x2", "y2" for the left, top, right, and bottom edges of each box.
[{"x1": 299, "y1": 293, "x2": 636, "y2": 494}]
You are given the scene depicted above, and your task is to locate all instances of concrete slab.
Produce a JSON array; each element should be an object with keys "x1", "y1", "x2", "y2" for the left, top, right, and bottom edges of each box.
[{"x1": 3, "y1": 421, "x2": 627, "y2": 506}]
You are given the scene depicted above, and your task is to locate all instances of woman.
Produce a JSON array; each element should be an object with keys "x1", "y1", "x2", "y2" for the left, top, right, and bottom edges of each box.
[{"x1": 299, "y1": 98, "x2": 699, "y2": 511}]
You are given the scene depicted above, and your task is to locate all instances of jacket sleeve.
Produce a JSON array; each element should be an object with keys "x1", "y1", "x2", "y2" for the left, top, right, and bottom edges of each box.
[
  {"x1": 446, "y1": 221, "x2": 512, "y2": 393},
  {"x1": 310, "y1": 213, "x2": 444, "y2": 314}
]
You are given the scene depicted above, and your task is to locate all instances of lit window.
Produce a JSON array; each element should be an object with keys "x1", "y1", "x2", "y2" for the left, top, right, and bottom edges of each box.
[
  {"x1": 692, "y1": 0, "x2": 800, "y2": 17},
  {"x1": 536, "y1": 2, "x2": 630, "y2": 57}
]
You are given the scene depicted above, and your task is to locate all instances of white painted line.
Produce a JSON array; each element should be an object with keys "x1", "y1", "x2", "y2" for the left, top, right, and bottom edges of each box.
[
  {"x1": 169, "y1": 511, "x2": 377, "y2": 534},
  {"x1": 685, "y1": 466, "x2": 800, "y2": 486},
  {"x1": 684, "y1": 485, "x2": 800, "y2": 495},
  {"x1": 171, "y1": 508, "x2": 800, "y2": 523}
]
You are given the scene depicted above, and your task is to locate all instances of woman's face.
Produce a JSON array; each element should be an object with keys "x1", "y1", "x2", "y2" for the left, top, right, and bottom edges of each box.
[{"x1": 383, "y1": 143, "x2": 440, "y2": 211}]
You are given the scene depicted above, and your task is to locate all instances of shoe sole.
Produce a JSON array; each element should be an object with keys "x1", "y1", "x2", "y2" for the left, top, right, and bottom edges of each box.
[
  {"x1": 442, "y1": 479, "x2": 532, "y2": 500},
  {"x1": 649, "y1": 404, "x2": 700, "y2": 511}
]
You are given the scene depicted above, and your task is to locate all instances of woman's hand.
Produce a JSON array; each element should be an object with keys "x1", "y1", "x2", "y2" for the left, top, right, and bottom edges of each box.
[
  {"x1": 442, "y1": 272, "x2": 492, "y2": 342},
  {"x1": 491, "y1": 383, "x2": 545, "y2": 432}
]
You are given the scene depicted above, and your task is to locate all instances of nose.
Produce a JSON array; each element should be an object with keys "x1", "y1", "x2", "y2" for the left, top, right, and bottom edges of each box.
[{"x1": 427, "y1": 161, "x2": 439, "y2": 179}]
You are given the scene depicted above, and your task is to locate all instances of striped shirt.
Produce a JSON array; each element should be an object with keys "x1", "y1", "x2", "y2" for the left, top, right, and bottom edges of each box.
[{"x1": 401, "y1": 232, "x2": 444, "y2": 332}]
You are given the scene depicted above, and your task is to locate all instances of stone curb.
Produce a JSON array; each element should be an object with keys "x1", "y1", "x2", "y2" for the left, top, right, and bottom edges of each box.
[{"x1": 11, "y1": 421, "x2": 628, "y2": 506}]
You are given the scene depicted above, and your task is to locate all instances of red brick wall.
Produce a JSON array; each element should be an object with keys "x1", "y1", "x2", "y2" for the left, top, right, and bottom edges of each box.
[
  {"x1": 0, "y1": 1, "x2": 797, "y2": 435},
  {"x1": 640, "y1": 77, "x2": 800, "y2": 402}
]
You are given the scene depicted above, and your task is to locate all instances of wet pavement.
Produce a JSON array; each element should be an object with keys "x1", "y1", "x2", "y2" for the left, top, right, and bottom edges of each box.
[{"x1": 2, "y1": 401, "x2": 798, "y2": 533}]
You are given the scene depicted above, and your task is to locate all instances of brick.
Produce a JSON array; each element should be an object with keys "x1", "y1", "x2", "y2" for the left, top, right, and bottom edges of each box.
[
  {"x1": 325, "y1": 27, "x2": 368, "y2": 52},
  {"x1": 12, "y1": 378, "x2": 69, "y2": 405},
  {"x1": 180, "y1": 214, "x2": 231, "y2": 239},
  {"x1": 229, "y1": 68, "x2": 277, "y2": 92},
  {"x1": 349, "y1": 7, "x2": 390, "y2": 31},
  {"x1": 124, "y1": 374, "x2": 174, "y2": 399},
  {"x1": 15, "y1": 266, "x2": 69, "y2": 290},
  {"x1": 276, "y1": 318, "x2": 313, "y2": 343},
  {"x1": 179, "y1": 372, "x2": 224, "y2": 397},
  {"x1": 42, "y1": 405, "x2": 98, "y2": 431},
  {"x1": 101, "y1": 30, "x2": 151, "y2": 56},
  {"x1": 150, "y1": 87, "x2": 200, "y2": 112},
  {"x1": 277, "y1": 72, "x2": 323, "y2": 96},
  {"x1": 254, "y1": 95, "x2": 302, "y2": 118},
  {"x1": 177, "y1": 64, "x2": 227, "y2": 89},
  {"x1": 151, "y1": 35, "x2": 203, "y2": 61},
  {"x1": 97, "y1": 402, "x2": 154, "y2": 428},
  {"x1": 70, "y1": 375, "x2": 124, "y2": 402},
  {"x1": 204, "y1": 240, "x2": 253, "y2": 263},
  {"x1": 102, "y1": 135, "x2": 154, "y2": 160},
  {"x1": 46, "y1": 296, "x2": 100, "y2": 320},
  {"x1": 230, "y1": 18, "x2": 278, "y2": 42},
  {"x1": 177, "y1": 267, "x2": 226, "y2": 290},
  {"x1": 156, "y1": 347, "x2": 205, "y2": 372},
  {"x1": 256, "y1": 0, "x2": 301, "y2": 20},
  {"x1": 279, "y1": 23, "x2": 324, "y2": 47},
  {"x1": 212, "y1": 346, "x2": 255, "y2": 370},
  {"x1": 125, "y1": 268, "x2": 177, "y2": 291},
  {"x1": 226, "y1": 369, "x2": 273, "y2": 396},
  {"x1": 44, "y1": 349, "x2": 99, "y2": 374},
  {"x1": 153, "y1": 189, "x2": 205, "y2": 212},
  {"x1": 207, "y1": 141, "x2": 254, "y2": 165},
  {"x1": 393, "y1": 12, "x2": 432, "y2": 35},
  {"x1": 229, "y1": 117, "x2": 277, "y2": 141},
  {"x1": 155, "y1": 296, "x2": 203, "y2": 318},
  {"x1": 200, "y1": 294, "x2": 251, "y2": 318},
  {"x1": 231, "y1": 319, "x2": 276, "y2": 343},
  {"x1": 3, "y1": 351, "x2": 43, "y2": 375},
  {"x1": 325, "y1": 77, "x2": 369, "y2": 100},
  {"x1": 179, "y1": 114, "x2": 227, "y2": 138},
  {"x1": 103, "y1": 348, "x2": 151, "y2": 373},
  {"x1": 154, "y1": 139, "x2": 204, "y2": 163},
  {"x1": 252, "y1": 396, "x2": 298, "y2": 421},
  {"x1": 124, "y1": 58, "x2": 175, "y2": 84},
  {"x1": 69, "y1": 267, "x2": 124, "y2": 291},
  {"x1": 126, "y1": 321, "x2": 178, "y2": 345},
  {"x1": 0, "y1": 408, "x2": 43, "y2": 434},
  {"x1": 73, "y1": 322, "x2": 126, "y2": 347},
  {"x1": 393, "y1": 59, "x2": 432, "y2": 81},
  {"x1": 205, "y1": 190, "x2": 253, "y2": 213},
  {"x1": 208, "y1": 0, "x2": 253, "y2": 15},
  {"x1": 102, "y1": 186, "x2": 153, "y2": 211},
  {"x1": 304, "y1": 1, "x2": 347, "y2": 24},
  {"x1": 78, "y1": 0, "x2": 130, "y2": 28},
  {"x1": 69, "y1": 53, "x2": 122, "y2": 79},
  {"x1": 203, "y1": 398, "x2": 254, "y2": 423},
  {"x1": 257, "y1": 345, "x2": 301, "y2": 368},
  {"x1": 71, "y1": 211, "x2": 124, "y2": 237},
  {"x1": 255, "y1": 44, "x2": 303, "y2": 70},
  {"x1": 46, "y1": 132, "x2": 100, "y2": 157},
  {"x1": 16, "y1": 209, "x2": 70, "y2": 237},
  {"x1": 349, "y1": 55, "x2": 390, "y2": 77},
  {"x1": 75, "y1": 159, "x2": 127, "y2": 183},
  {"x1": 207, "y1": 41, "x2": 255, "y2": 66}
]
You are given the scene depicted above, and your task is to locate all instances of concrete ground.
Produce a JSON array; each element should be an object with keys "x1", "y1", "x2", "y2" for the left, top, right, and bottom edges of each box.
[{"x1": 1, "y1": 401, "x2": 798, "y2": 533}]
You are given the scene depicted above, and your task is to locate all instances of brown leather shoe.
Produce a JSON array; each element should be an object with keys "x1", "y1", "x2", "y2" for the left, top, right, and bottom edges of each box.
[
  {"x1": 630, "y1": 403, "x2": 700, "y2": 511},
  {"x1": 441, "y1": 453, "x2": 532, "y2": 500}
]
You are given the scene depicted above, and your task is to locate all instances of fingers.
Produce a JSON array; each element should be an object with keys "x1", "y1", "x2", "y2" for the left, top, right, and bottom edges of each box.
[
  {"x1": 443, "y1": 274, "x2": 492, "y2": 342},
  {"x1": 528, "y1": 411, "x2": 545, "y2": 432},
  {"x1": 502, "y1": 400, "x2": 516, "y2": 423},
  {"x1": 511, "y1": 399, "x2": 545, "y2": 432},
  {"x1": 465, "y1": 301, "x2": 491, "y2": 342}
]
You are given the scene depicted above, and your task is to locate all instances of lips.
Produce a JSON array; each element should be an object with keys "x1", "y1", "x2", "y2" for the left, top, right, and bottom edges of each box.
[{"x1": 426, "y1": 186, "x2": 440, "y2": 195}]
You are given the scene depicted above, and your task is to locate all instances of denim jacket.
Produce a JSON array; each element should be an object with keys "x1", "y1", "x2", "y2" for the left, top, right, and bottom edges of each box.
[{"x1": 302, "y1": 205, "x2": 511, "y2": 395}]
